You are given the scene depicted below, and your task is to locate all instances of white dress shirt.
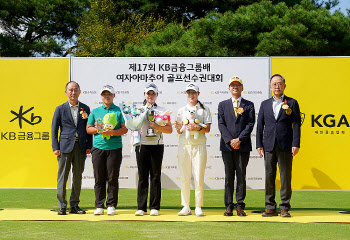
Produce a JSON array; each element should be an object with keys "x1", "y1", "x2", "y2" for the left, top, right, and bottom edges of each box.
[{"x1": 272, "y1": 94, "x2": 284, "y2": 119}]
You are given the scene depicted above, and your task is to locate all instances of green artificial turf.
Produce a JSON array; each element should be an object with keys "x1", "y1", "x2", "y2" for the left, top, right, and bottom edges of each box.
[{"x1": 0, "y1": 189, "x2": 350, "y2": 239}]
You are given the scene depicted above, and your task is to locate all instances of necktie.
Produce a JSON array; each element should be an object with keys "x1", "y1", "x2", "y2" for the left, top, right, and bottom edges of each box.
[{"x1": 234, "y1": 99, "x2": 238, "y2": 117}]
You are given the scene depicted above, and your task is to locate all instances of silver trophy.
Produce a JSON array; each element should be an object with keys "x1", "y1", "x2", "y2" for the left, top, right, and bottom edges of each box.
[{"x1": 146, "y1": 109, "x2": 156, "y2": 137}]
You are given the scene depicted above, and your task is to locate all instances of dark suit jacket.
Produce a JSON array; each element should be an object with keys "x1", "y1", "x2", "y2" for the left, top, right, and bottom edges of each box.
[
  {"x1": 218, "y1": 98, "x2": 255, "y2": 152},
  {"x1": 256, "y1": 95, "x2": 301, "y2": 152},
  {"x1": 52, "y1": 101, "x2": 92, "y2": 153}
]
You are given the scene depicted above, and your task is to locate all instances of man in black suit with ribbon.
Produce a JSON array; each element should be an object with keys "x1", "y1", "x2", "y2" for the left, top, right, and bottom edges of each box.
[
  {"x1": 256, "y1": 74, "x2": 301, "y2": 217},
  {"x1": 218, "y1": 76, "x2": 255, "y2": 216},
  {"x1": 52, "y1": 81, "x2": 92, "y2": 215}
]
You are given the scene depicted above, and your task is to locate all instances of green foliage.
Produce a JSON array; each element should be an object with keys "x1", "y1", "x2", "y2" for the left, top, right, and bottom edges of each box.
[
  {"x1": 74, "y1": 0, "x2": 166, "y2": 57},
  {"x1": 108, "y1": 0, "x2": 334, "y2": 25},
  {"x1": 120, "y1": 0, "x2": 350, "y2": 57},
  {"x1": 0, "y1": 0, "x2": 91, "y2": 57}
]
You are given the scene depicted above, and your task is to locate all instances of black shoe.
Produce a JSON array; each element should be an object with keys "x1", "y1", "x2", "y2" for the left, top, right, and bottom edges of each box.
[
  {"x1": 58, "y1": 208, "x2": 67, "y2": 215},
  {"x1": 69, "y1": 206, "x2": 86, "y2": 214}
]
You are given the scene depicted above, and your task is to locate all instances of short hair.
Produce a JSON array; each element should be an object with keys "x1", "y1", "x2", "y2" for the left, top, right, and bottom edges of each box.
[
  {"x1": 270, "y1": 74, "x2": 285, "y2": 83},
  {"x1": 65, "y1": 81, "x2": 80, "y2": 90}
]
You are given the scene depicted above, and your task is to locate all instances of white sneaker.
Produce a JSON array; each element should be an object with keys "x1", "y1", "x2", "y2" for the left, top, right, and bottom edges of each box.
[
  {"x1": 135, "y1": 210, "x2": 145, "y2": 216},
  {"x1": 178, "y1": 206, "x2": 191, "y2": 216},
  {"x1": 195, "y1": 207, "x2": 204, "y2": 216},
  {"x1": 150, "y1": 209, "x2": 159, "y2": 216},
  {"x1": 107, "y1": 206, "x2": 115, "y2": 216},
  {"x1": 94, "y1": 208, "x2": 104, "y2": 215}
]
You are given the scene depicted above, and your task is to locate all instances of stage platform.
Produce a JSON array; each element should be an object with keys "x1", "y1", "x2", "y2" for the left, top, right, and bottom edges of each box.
[{"x1": 1, "y1": 208, "x2": 349, "y2": 223}]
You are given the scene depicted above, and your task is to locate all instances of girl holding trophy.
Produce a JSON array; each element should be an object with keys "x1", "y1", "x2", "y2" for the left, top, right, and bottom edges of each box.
[
  {"x1": 86, "y1": 85, "x2": 128, "y2": 216},
  {"x1": 134, "y1": 83, "x2": 173, "y2": 216},
  {"x1": 174, "y1": 83, "x2": 212, "y2": 216}
]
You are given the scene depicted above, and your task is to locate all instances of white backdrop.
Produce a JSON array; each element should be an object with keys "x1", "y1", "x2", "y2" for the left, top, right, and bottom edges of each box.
[{"x1": 71, "y1": 57, "x2": 270, "y2": 189}]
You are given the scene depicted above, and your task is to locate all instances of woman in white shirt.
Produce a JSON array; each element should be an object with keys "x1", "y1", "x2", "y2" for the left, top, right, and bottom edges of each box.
[
  {"x1": 174, "y1": 83, "x2": 212, "y2": 216},
  {"x1": 134, "y1": 83, "x2": 173, "y2": 216}
]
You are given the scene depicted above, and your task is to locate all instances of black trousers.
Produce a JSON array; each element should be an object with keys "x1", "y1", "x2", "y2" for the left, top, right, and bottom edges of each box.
[
  {"x1": 222, "y1": 150, "x2": 250, "y2": 210},
  {"x1": 91, "y1": 147, "x2": 122, "y2": 208},
  {"x1": 135, "y1": 144, "x2": 164, "y2": 212},
  {"x1": 264, "y1": 144, "x2": 293, "y2": 210}
]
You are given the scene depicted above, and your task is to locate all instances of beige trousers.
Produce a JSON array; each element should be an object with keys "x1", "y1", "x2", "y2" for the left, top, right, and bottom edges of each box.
[{"x1": 178, "y1": 143, "x2": 207, "y2": 207}]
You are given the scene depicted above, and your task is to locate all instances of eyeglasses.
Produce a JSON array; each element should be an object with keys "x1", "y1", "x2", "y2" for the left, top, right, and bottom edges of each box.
[
  {"x1": 230, "y1": 84, "x2": 242, "y2": 87},
  {"x1": 271, "y1": 83, "x2": 284, "y2": 87}
]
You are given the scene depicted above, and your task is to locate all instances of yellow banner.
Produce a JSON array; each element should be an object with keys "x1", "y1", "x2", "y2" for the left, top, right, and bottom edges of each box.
[
  {"x1": 0, "y1": 58, "x2": 69, "y2": 187},
  {"x1": 272, "y1": 57, "x2": 350, "y2": 189}
]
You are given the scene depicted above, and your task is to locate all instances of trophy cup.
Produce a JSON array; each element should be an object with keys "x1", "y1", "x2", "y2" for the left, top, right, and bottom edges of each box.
[
  {"x1": 95, "y1": 118, "x2": 104, "y2": 133},
  {"x1": 146, "y1": 109, "x2": 157, "y2": 137}
]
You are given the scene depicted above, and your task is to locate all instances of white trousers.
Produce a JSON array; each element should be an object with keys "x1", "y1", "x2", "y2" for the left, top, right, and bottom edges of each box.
[{"x1": 178, "y1": 143, "x2": 207, "y2": 208}]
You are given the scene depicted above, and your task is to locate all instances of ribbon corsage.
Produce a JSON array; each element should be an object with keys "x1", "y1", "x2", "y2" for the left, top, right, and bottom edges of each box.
[
  {"x1": 282, "y1": 99, "x2": 292, "y2": 115},
  {"x1": 80, "y1": 108, "x2": 89, "y2": 119}
]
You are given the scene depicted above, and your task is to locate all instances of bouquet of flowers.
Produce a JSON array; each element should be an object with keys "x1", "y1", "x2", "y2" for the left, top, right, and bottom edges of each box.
[{"x1": 119, "y1": 102, "x2": 147, "y2": 146}]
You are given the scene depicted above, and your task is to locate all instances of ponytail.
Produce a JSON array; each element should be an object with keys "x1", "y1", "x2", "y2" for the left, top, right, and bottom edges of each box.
[{"x1": 197, "y1": 100, "x2": 205, "y2": 110}]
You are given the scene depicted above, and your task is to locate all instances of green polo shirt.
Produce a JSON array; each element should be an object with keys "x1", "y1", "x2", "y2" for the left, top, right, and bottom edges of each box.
[{"x1": 87, "y1": 103, "x2": 125, "y2": 150}]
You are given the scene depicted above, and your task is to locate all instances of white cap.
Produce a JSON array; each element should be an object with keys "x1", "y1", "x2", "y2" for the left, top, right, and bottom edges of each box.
[
  {"x1": 100, "y1": 85, "x2": 115, "y2": 94},
  {"x1": 186, "y1": 83, "x2": 199, "y2": 92},
  {"x1": 144, "y1": 83, "x2": 158, "y2": 93}
]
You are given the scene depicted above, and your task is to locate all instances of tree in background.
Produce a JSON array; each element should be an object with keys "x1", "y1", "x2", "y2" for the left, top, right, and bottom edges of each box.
[
  {"x1": 0, "y1": 0, "x2": 91, "y2": 57},
  {"x1": 106, "y1": 0, "x2": 339, "y2": 25},
  {"x1": 0, "y1": 0, "x2": 342, "y2": 57},
  {"x1": 73, "y1": 0, "x2": 166, "y2": 57},
  {"x1": 119, "y1": 0, "x2": 350, "y2": 57}
]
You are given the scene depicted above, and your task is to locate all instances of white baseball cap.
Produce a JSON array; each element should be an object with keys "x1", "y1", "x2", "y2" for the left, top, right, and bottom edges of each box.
[
  {"x1": 186, "y1": 83, "x2": 199, "y2": 92},
  {"x1": 100, "y1": 85, "x2": 115, "y2": 94},
  {"x1": 144, "y1": 83, "x2": 158, "y2": 93}
]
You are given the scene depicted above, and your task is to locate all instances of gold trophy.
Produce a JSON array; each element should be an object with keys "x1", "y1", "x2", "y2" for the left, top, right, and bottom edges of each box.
[{"x1": 146, "y1": 109, "x2": 156, "y2": 137}]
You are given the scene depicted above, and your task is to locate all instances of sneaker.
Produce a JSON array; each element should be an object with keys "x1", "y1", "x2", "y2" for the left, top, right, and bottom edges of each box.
[
  {"x1": 135, "y1": 210, "x2": 145, "y2": 216},
  {"x1": 150, "y1": 209, "x2": 159, "y2": 216},
  {"x1": 178, "y1": 206, "x2": 191, "y2": 216},
  {"x1": 107, "y1": 206, "x2": 115, "y2": 216},
  {"x1": 195, "y1": 207, "x2": 204, "y2": 216},
  {"x1": 94, "y1": 208, "x2": 104, "y2": 215}
]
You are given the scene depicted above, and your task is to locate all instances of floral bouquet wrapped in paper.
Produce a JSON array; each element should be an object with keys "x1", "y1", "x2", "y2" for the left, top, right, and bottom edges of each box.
[{"x1": 119, "y1": 102, "x2": 147, "y2": 146}]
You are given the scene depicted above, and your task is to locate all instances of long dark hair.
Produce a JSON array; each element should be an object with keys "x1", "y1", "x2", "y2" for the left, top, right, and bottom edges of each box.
[
  {"x1": 143, "y1": 99, "x2": 157, "y2": 107},
  {"x1": 197, "y1": 100, "x2": 205, "y2": 110}
]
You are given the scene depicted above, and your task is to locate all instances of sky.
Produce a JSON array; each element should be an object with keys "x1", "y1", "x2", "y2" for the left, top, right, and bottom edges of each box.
[{"x1": 332, "y1": 0, "x2": 350, "y2": 15}]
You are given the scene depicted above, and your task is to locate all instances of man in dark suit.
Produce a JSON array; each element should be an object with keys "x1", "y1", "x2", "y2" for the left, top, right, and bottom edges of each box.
[
  {"x1": 218, "y1": 76, "x2": 255, "y2": 216},
  {"x1": 256, "y1": 74, "x2": 301, "y2": 217},
  {"x1": 52, "y1": 81, "x2": 92, "y2": 215}
]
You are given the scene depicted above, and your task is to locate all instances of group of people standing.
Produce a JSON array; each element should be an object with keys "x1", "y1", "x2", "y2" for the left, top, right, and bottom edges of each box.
[{"x1": 51, "y1": 74, "x2": 301, "y2": 218}]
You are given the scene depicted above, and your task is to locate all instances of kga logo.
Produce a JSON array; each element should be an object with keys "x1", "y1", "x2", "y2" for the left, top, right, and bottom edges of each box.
[
  {"x1": 312, "y1": 114, "x2": 349, "y2": 127},
  {"x1": 10, "y1": 106, "x2": 42, "y2": 129}
]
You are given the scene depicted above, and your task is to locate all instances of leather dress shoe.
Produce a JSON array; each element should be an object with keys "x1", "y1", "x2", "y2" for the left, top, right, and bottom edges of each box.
[
  {"x1": 57, "y1": 208, "x2": 66, "y2": 215},
  {"x1": 262, "y1": 209, "x2": 278, "y2": 217},
  {"x1": 224, "y1": 208, "x2": 233, "y2": 216},
  {"x1": 280, "y1": 209, "x2": 291, "y2": 217},
  {"x1": 236, "y1": 208, "x2": 246, "y2": 216},
  {"x1": 69, "y1": 206, "x2": 86, "y2": 214}
]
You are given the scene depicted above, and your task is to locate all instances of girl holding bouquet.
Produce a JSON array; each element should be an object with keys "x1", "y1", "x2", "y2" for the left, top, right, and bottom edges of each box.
[
  {"x1": 135, "y1": 83, "x2": 173, "y2": 216},
  {"x1": 174, "y1": 83, "x2": 212, "y2": 216}
]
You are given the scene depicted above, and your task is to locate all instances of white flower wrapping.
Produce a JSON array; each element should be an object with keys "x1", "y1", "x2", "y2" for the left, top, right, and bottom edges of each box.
[{"x1": 119, "y1": 102, "x2": 147, "y2": 146}]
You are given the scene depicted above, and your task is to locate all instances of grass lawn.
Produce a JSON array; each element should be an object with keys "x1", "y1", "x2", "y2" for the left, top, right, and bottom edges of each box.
[{"x1": 0, "y1": 189, "x2": 350, "y2": 239}]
